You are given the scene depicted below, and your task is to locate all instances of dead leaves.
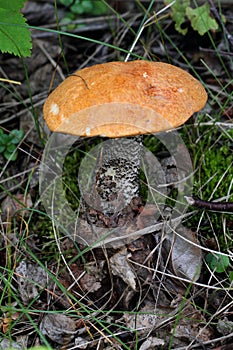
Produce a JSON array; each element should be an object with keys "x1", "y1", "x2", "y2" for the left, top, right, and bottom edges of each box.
[
  {"x1": 165, "y1": 225, "x2": 202, "y2": 281},
  {"x1": 16, "y1": 260, "x2": 49, "y2": 304},
  {"x1": 39, "y1": 314, "x2": 76, "y2": 345},
  {"x1": 110, "y1": 248, "x2": 136, "y2": 290},
  {"x1": 1, "y1": 193, "x2": 32, "y2": 219},
  {"x1": 8, "y1": 224, "x2": 211, "y2": 349}
]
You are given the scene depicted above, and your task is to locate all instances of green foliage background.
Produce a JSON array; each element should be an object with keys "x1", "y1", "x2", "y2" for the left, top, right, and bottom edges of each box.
[{"x1": 0, "y1": 0, "x2": 32, "y2": 57}]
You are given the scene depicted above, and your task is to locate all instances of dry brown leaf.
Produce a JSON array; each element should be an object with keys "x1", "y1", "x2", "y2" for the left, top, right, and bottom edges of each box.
[
  {"x1": 170, "y1": 303, "x2": 213, "y2": 345},
  {"x1": 217, "y1": 317, "x2": 233, "y2": 335},
  {"x1": 123, "y1": 302, "x2": 163, "y2": 333},
  {"x1": 110, "y1": 248, "x2": 136, "y2": 290},
  {"x1": 166, "y1": 225, "x2": 202, "y2": 281},
  {"x1": 80, "y1": 273, "x2": 101, "y2": 293},
  {"x1": 74, "y1": 336, "x2": 89, "y2": 349},
  {"x1": 0, "y1": 338, "x2": 22, "y2": 350},
  {"x1": 1, "y1": 193, "x2": 32, "y2": 219},
  {"x1": 39, "y1": 313, "x2": 76, "y2": 344},
  {"x1": 15, "y1": 260, "x2": 49, "y2": 304},
  {"x1": 80, "y1": 261, "x2": 105, "y2": 292},
  {"x1": 139, "y1": 336, "x2": 165, "y2": 350}
]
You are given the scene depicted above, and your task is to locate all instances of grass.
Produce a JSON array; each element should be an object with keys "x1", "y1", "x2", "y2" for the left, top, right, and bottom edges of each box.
[{"x1": 0, "y1": 0, "x2": 233, "y2": 349}]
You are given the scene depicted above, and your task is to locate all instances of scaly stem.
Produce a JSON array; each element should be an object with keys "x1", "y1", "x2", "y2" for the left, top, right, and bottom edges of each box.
[{"x1": 94, "y1": 136, "x2": 143, "y2": 214}]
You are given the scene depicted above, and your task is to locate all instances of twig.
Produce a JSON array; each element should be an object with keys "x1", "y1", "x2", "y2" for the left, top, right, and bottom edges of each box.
[{"x1": 185, "y1": 196, "x2": 233, "y2": 212}]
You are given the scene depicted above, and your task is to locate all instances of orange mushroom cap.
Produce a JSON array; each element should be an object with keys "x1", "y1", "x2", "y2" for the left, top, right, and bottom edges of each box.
[{"x1": 43, "y1": 60, "x2": 207, "y2": 137}]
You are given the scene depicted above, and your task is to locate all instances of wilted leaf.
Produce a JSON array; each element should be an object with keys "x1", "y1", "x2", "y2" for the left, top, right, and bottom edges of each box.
[
  {"x1": 110, "y1": 248, "x2": 136, "y2": 290},
  {"x1": 80, "y1": 273, "x2": 101, "y2": 292},
  {"x1": 171, "y1": 303, "x2": 213, "y2": 344},
  {"x1": 16, "y1": 260, "x2": 49, "y2": 304},
  {"x1": 0, "y1": 338, "x2": 23, "y2": 350},
  {"x1": 74, "y1": 337, "x2": 89, "y2": 349},
  {"x1": 1, "y1": 193, "x2": 32, "y2": 219},
  {"x1": 123, "y1": 300, "x2": 177, "y2": 337},
  {"x1": 40, "y1": 313, "x2": 76, "y2": 344},
  {"x1": 80, "y1": 261, "x2": 105, "y2": 292},
  {"x1": 166, "y1": 225, "x2": 202, "y2": 281},
  {"x1": 217, "y1": 317, "x2": 233, "y2": 335},
  {"x1": 139, "y1": 336, "x2": 165, "y2": 350}
]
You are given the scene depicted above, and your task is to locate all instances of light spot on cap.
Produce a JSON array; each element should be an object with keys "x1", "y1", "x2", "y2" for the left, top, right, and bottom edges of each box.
[
  {"x1": 85, "y1": 127, "x2": 91, "y2": 136},
  {"x1": 143, "y1": 72, "x2": 148, "y2": 78},
  {"x1": 60, "y1": 114, "x2": 66, "y2": 122},
  {"x1": 50, "y1": 103, "x2": 59, "y2": 115},
  {"x1": 178, "y1": 88, "x2": 184, "y2": 93}
]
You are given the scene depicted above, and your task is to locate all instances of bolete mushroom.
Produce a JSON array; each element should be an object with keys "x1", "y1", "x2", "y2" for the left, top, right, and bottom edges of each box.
[{"x1": 43, "y1": 60, "x2": 207, "y2": 220}]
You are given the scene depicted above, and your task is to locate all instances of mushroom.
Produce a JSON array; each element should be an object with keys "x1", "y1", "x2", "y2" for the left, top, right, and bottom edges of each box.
[{"x1": 43, "y1": 60, "x2": 207, "y2": 221}]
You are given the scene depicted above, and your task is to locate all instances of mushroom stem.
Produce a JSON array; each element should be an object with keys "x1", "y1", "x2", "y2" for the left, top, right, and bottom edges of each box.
[{"x1": 94, "y1": 135, "x2": 143, "y2": 214}]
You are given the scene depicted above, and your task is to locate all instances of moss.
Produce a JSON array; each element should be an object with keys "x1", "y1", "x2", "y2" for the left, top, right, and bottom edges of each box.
[
  {"x1": 62, "y1": 137, "x2": 102, "y2": 210},
  {"x1": 182, "y1": 120, "x2": 233, "y2": 246}
]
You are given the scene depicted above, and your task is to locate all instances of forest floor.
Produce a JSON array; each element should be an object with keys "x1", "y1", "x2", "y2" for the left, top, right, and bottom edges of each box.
[{"x1": 0, "y1": 1, "x2": 233, "y2": 349}]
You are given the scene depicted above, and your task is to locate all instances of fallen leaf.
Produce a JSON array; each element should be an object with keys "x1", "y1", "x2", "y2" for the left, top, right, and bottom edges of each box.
[
  {"x1": 80, "y1": 273, "x2": 101, "y2": 293},
  {"x1": 15, "y1": 260, "x2": 49, "y2": 304},
  {"x1": 1, "y1": 193, "x2": 32, "y2": 219},
  {"x1": 0, "y1": 338, "x2": 22, "y2": 350},
  {"x1": 166, "y1": 225, "x2": 202, "y2": 281},
  {"x1": 79, "y1": 261, "x2": 105, "y2": 292},
  {"x1": 217, "y1": 317, "x2": 233, "y2": 335},
  {"x1": 139, "y1": 336, "x2": 165, "y2": 350},
  {"x1": 39, "y1": 313, "x2": 76, "y2": 344},
  {"x1": 110, "y1": 248, "x2": 136, "y2": 290}
]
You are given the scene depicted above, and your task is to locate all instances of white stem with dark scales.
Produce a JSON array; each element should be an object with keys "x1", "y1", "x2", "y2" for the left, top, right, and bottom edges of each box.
[{"x1": 95, "y1": 136, "x2": 143, "y2": 214}]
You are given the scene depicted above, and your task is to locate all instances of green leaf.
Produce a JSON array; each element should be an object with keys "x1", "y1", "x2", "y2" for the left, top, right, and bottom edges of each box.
[
  {"x1": 59, "y1": 0, "x2": 74, "y2": 5},
  {"x1": 70, "y1": 0, "x2": 92, "y2": 15},
  {"x1": 0, "y1": 0, "x2": 32, "y2": 57},
  {"x1": 0, "y1": 133, "x2": 9, "y2": 145},
  {"x1": 165, "y1": 0, "x2": 190, "y2": 35},
  {"x1": 0, "y1": 0, "x2": 26, "y2": 11},
  {"x1": 229, "y1": 271, "x2": 233, "y2": 283},
  {"x1": 0, "y1": 145, "x2": 5, "y2": 153},
  {"x1": 186, "y1": 4, "x2": 219, "y2": 36},
  {"x1": 7, "y1": 143, "x2": 17, "y2": 153},
  {"x1": 9, "y1": 129, "x2": 24, "y2": 144},
  {"x1": 60, "y1": 0, "x2": 107, "y2": 16},
  {"x1": 90, "y1": 1, "x2": 108, "y2": 15},
  {"x1": 4, "y1": 149, "x2": 18, "y2": 161},
  {"x1": 206, "y1": 253, "x2": 229, "y2": 273}
]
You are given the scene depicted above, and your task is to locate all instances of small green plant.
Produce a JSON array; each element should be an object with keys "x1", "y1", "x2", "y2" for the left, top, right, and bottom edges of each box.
[
  {"x1": 0, "y1": 0, "x2": 32, "y2": 57},
  {"x1": 59, "y1": 0, "x2": 108, "y2": 15},
  {"x1": 0, "y1": 129, "x2": 24, "y2": 161},
  {"x1": 205, "y1": 253, "x2": 230, "y2": 273},
  {"x1": 28, "y1": 347, "x2": 52, "y2": 350},
  {"x1": 165, "y1": 0, "x2": 218, "y2": 35},
  {"x1": 59, "y1": 0, "x2": 108, "y2": 30}
]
